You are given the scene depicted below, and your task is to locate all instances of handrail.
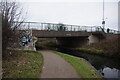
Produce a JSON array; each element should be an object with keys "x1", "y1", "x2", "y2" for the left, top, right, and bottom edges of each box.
[{"x1": 18, "y1": 22, "x2": 120, "y2": 34}]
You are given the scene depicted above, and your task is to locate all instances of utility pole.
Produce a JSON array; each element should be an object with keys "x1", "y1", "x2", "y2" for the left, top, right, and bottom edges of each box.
[
  {"x1": 118, "y1": 1, "x2": 120, "y2": 33},
  {"x1": 102, "y1": 0, "x2": 105, "y2": 30}
]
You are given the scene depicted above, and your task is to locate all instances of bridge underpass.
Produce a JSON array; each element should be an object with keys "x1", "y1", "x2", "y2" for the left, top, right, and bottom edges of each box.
[{"x1": 19, "y1": 22, "x2": 120, "y2": 48}]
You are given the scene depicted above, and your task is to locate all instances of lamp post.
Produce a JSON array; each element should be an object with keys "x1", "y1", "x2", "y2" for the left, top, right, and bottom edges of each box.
[{"x1": 102, "y1": 0, "x2": 105, "y2": 30}]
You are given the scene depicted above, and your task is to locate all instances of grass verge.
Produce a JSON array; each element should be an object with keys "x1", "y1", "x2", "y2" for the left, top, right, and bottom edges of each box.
[
  {"x1": 53, "y1": 51, "x2": 102, "y2": 79},
  {"x1": 3, "y1": 50, "x2": 43, "y2": 78},
  {"x1": 75, "y1": 48, "x2": 104, "y2": 55}
]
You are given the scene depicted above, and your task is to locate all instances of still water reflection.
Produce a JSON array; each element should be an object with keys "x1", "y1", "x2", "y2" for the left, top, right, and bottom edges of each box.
[{"x1": 57, "y1": 48, "x2": 120, "y2": 78}]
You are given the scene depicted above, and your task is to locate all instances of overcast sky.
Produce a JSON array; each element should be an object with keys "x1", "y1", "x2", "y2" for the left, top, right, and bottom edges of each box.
[{"x1": 18, "y1": 0, "x2": 120, "y2": 30}]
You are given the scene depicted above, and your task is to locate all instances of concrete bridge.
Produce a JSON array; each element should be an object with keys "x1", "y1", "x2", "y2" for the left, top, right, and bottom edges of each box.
[{"x1": 19, "y1": 22, "x2": 120, "y2": 47}]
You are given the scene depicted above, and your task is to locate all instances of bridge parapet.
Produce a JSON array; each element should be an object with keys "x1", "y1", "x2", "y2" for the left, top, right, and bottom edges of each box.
[{"x1": 32, "y1": 30, "x2": 90, "y2": 38}]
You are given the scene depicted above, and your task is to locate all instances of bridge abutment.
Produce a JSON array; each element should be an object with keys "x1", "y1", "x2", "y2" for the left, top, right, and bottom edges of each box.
[{"x1": 88, "y1": 35, "x2": 100, "y2": 44}]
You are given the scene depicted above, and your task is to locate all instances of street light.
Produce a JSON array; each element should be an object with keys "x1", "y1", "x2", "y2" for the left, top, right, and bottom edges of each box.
[{"x1": 102, "y1": 0, "x2": 105, "y2": 30}]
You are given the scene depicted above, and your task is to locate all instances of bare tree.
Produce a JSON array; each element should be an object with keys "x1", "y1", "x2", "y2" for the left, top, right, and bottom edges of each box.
[{"x1": 0, "y1": 0, "x2": 25, "y2": 56}]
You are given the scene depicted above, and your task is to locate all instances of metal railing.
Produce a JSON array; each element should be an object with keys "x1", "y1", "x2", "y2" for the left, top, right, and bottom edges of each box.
[
  {"x1": 19, "y1": 22, "x2": 120, "y2": 34},
  {"x1": 104, "y1": 29, "x2": 120, "y2": 34}
]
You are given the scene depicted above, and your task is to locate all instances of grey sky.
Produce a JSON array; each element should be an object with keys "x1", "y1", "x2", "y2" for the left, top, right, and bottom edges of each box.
[{"x1": 20, "y1": 0, "x2": 119, "y2": 30}]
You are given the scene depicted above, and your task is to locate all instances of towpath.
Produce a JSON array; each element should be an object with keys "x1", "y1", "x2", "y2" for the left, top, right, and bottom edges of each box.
[{"x1": 39, "y1": 50, "x2": 79, "y2": 78}]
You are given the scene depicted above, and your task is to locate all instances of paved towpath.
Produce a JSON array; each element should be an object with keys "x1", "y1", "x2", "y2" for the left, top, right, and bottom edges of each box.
[{"x1": 39, "y1": 50, "x2": 79, "y2": 78}]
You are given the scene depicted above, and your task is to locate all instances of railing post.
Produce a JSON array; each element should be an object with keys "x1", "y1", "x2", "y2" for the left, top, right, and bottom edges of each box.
[
  {"x1": 28, "y1": 23, "x2": 30, "y2": 30},
  {"x1": 71, "y1": 25, "x2": 72, "y2": 31},
  {"x1": 78, "y1": 27, "x2": 79, "y2": 31},
  {"x1": 45, "y1": 24, "x2": 47, "y2": 30},
  {"x1": 79, "y1": 26, "x2": 81, "y2": 31},
  {"x1": 91, "y1": 27, "x2": 92, "y2": 32},
  {"x1": 78, "y1": 26, "x2": 79, "y2": 31},
  {"x1": 41, "y1": 23, "x2": 43, "y2": 30},
  {"x1": 52, "y1": 24, "x2": 54, "y2": 31},
  {"x1": 114, "y1": 30, "x2": 115, "y2": 33}
]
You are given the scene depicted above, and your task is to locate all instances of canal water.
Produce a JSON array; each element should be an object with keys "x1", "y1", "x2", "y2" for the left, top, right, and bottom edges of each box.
[{"x1": 57, "y1": 48, "x2": 120, "y2": 78}]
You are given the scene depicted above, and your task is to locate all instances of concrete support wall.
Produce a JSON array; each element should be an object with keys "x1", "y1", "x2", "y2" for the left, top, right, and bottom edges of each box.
[
  {"x1": 88, "y1": 33, "x2": 118, "y2": 44},
  {"x1": 88, "y1": 35, "x2": 100, "y2": 44}
]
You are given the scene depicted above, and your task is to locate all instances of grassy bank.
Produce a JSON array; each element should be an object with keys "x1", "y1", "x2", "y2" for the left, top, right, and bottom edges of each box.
[
  {"x1": 75, "y1": 48, "x2": 106, "y2": 57},
  {"x1": 3, "y1": 50, "x2": 43, "y2": 78},
  {"x1": 53, "y1": 51, "x2": 102, "y2": 79},
  {"x1": 76, "y1": 35, "x2": 120, "y2": 58}
]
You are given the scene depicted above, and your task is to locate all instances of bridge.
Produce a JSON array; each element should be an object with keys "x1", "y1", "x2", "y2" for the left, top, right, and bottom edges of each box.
[{"x1": 19, "y1": 22, "x2": 120, "y2": 47}]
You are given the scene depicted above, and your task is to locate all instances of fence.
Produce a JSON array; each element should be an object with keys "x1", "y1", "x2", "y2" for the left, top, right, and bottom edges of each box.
[{"x1": 19, "y1": 22, "x2": 120, "y2": 34}]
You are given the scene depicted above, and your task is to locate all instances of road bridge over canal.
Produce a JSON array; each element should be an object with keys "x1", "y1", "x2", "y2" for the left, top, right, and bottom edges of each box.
[{"x1": 19, "y1": 22, "x2": 120, "y2": 47}]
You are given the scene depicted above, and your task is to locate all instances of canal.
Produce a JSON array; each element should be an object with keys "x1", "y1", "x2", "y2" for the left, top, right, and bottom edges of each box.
[{"x1": 57, "y1": 48, "x2": 120, "y2": 78}]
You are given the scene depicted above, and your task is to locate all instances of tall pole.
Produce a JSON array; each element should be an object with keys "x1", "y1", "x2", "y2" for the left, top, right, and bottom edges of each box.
[
  {"x1": 102, "y1": 0, "x2": 105, "y2": 30},
  {"x1": 103, "y1": 0, "x2": 104, "y2": 21},
  {"x1": 118, "y1": 1, "x2": 120, "y2": 53}
]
